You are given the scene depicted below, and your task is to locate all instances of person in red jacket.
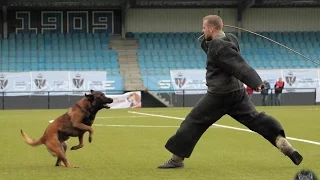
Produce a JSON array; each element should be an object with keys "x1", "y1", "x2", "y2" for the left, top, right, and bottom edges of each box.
[
  {"x1": 274, "y1": 78, "x2": 285, "y2": 106},
  {"x1": 246, "y1": 85, "x2": 254, "y2": 101}
]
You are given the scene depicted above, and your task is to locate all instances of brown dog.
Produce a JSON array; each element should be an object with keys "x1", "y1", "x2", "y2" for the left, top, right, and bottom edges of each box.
[{"x1": 20, "y1": 90, "x2": 113, "y2": 168}]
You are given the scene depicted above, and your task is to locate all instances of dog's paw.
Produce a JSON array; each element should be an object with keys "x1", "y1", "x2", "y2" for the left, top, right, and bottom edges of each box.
[
  {"x1": 71, "y1": 145, "x2": 83, "y2": 150},
  {"x1": 55, "y1": 163, "x2": 63, "y2": 166}
]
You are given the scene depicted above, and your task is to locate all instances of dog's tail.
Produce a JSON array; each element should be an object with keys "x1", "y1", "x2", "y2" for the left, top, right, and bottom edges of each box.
[{"x1": 20, "y1": 129, "x2": 44, "y2": 147}]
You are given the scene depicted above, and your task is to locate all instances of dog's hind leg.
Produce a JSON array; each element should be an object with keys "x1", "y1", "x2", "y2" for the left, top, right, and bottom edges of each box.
[
  {"x1": 46, "y1": 139, "x2": 73, "y2": 168},
  {"x1": 55, "y1": 141, "x2": 67, "y2": 166},
  {"x1": 71, "y1": 134, "x2": 84, "y2": 150}
]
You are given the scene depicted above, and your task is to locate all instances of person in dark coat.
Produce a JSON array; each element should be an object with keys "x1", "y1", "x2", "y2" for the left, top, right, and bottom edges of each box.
[
  {"x1": 261, "y1": 80, "x2": 270, "y2": 106},
  {"x1": 157, "y1": 15, "x2": 302, "y2": 169}
]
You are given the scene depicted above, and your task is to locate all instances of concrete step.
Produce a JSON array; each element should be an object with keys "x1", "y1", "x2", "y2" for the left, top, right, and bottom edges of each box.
[
  {"x1": 118, "y1": 59, "x2": 137, "y2": 62},
  {"x1": 119, "y1": 69, "x2": 140, "y2": 74},
  {"x1": 117, "y1": 50, "x2": 137, "y2": 54},
  {"x1": 117, "y1": 54, "x2": 137, "y2": 57},
  {"x1": 111, "y1": 46, "x2": 139, "y2": 50},
  {"x1": 125, "y1": 79, "x2": 143, "y2": 83},
  {"x1": 109, "y1": 39, "x2": 139, "y2": 45},
  {"x1": 118, "y1": 61, "x2": 138, "y2": 64},
  {"x1": 119, "y1": 66, "x2": 140, "y2": 70},
  {"x1": 119, "y1": 64, "x2": 139, "y2": 68},
  {"x1": 119, "y1": 67, "x2": 140, "y2": 70},
  {"x1": 123, "y1": 75, "x2": 142, "y2": 79},
  {"x1": 118, "y1": 54, "x2": 138, "y2": 58},
  {"x1": 121, "y1": 73, "x2": 141, "y2": 77},
  {"x1": 121, "y1": 71, "x2": 141, "y2": 75}
]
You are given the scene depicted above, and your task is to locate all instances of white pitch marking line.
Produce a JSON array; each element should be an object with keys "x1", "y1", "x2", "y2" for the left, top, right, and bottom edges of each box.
[
  {"x1": 128, "y1": 111, "x2": 320, "y2": 146},
  {"x1": 93, "y1": 124, "x2": 180, "y2": 128},
  {"x1": 48, "y1": 120, "x2": 181, "y2": 128},
  {"x1": 48, "y1": 116, "x2": 147, "y2": 123},
  {"x1": 96, "y1": 116, "x2": 148, "y2": 119}
]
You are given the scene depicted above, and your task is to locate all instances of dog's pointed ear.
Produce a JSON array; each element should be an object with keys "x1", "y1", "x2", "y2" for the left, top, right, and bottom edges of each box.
[{"x1": 85, "y1": 93, "x2": 94, "y2": 101}]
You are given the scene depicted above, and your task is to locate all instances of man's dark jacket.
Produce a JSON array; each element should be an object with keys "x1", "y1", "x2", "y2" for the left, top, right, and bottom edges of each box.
[{"x1": 201, "y1": 33, "x2": 263, "y2": 94}]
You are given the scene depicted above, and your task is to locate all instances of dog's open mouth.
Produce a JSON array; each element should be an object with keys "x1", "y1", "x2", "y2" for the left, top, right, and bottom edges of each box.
[{"x1": 103, "y1": 104, "x2": 110, "y2": 109}]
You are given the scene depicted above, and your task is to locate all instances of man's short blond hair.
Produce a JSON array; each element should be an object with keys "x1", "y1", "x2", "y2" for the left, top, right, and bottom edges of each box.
[{"x1": 203, "y1": 15, "x2": 223, "y2": 30}]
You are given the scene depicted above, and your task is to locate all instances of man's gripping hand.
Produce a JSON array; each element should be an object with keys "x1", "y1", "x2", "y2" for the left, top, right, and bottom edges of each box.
[{"x1": 255, "y1": 84, "x2": 265, "y2": 92}]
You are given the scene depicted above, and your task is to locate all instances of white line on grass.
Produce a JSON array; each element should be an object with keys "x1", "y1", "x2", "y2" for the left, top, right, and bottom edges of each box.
[
  {"x1": 48, "y1": 116, "x2": 147, "y2": 123},
  {"x1": 128, "y1": 111, "x2": 320, "y2": 146},
  {"x1": 93, "y1": 124, "x2": 180, "y2": 128},
  {"x1": 96, "y1": 116, "x2": 148, "y2": 119}
]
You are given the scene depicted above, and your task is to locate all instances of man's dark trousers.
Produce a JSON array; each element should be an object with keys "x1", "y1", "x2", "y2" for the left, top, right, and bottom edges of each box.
[{"x1": 165, "y1": 88, "x2": 285, "y2": 158}]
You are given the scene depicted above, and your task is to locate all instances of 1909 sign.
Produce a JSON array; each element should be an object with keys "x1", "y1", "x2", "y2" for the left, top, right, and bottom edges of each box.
[{"x1": 14, "y1": 11, "x2": 114, "y2": 34}]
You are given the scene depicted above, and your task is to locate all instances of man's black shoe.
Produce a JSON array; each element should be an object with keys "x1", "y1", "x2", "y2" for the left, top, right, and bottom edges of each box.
[{"x1": 288, "y1": 150, "x2": 303, "y2": 165}]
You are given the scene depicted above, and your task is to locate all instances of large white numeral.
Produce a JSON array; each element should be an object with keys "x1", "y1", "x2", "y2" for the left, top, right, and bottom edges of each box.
[
  {"x1": 92, "y1": 11, "x2": 114, "y2": 34},
  {"x1": 15, "y1": 11, "x2": 37, "y2": 34},
  {"x1": 14, "y1": 11, "x2": 115, "y2": 34},
  {"x1": 67, "y1": 11, "x2": 88, "y2": 33},
  {"x1": 41, "y1": 11, "x2": 63, "y2": 33}
]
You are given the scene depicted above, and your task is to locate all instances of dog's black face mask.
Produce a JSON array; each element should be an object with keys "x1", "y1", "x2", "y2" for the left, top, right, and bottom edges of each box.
[{"x1": 85, "y1": 90, "x2": 113, "y2": 109}]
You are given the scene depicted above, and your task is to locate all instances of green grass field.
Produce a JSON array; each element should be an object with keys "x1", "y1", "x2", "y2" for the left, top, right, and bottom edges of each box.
[{"x1": 0, "y1": 106, "x2": 319, "y2": 180}]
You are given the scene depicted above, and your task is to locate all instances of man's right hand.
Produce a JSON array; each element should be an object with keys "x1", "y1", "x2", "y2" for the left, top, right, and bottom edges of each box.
[{"x1": 255, "y1": 84, "x2": 265, "y2": 92}]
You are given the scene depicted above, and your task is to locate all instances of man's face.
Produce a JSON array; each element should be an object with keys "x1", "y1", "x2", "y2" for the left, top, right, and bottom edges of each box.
[
  {"x1": 279, "y1": 78, "x2": 282, "y2": 81},
  {"x1": 202, "y1": 20, "x2": 215, "y2": 41}
]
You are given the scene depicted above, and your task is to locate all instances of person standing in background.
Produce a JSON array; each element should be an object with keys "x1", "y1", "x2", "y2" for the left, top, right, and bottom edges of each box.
[
  {"x1": 261, "y1": 80, "x2": 270, "y2": 106},
  {"x1": 246, "y1": 85, "x2": 254, "y2": 101},
  {"x1": 274, "y1": 78, "x2": 285, "y2": 106}
]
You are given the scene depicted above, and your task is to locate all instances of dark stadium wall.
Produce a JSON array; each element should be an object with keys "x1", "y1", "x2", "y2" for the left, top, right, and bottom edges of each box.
[
  {"x1": 0, "y1": 92, "x2": 167, "y2": 110},
  {"x1": 5, "y1": 9, "x2": 122, "y2": 35},
  {"x1": 159, "y1": 93, "x2": 317, "y2": 107},
  {"x1": 125, "y1": 8, "x2": 319, "y2": 33},
  {"x1": 0, "y1": 92, "x2": 317, "y2": 110},
  {"x1": 0, "y1": 8, "x2": 3, "y2": 34}
]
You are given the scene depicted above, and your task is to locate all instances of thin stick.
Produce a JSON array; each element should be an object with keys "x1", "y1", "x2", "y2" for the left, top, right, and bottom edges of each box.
[{"x1": 223, "y1": 24, "x2": 320, "y2": 66}]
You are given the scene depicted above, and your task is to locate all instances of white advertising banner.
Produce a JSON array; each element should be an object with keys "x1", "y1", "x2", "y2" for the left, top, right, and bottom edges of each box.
[
  {"x1": 169, "y1": 68, "x2": 320, "y2": 102},
  {"x1": 69, "y1": 71, "x2": 107, "y2": 96},
  {"x1": 256, "y1": 69, "x2": 282, "y2": 88},
  {"x1": 0, "y1": 71, "x2": 108, "y2": 96},
  {"x1": 108, "y1": 91, "x2": 142, "y2": 108},
  {"x1": 0, "y1": 72, "x2": 31, "y2": 96},
  {"x1": 254, "y1": 69, "x2": 282, "y2": 94},
  {"x1": 281, "y1": 69, "x2": 319, "y2": 93},
  {"x1": 31, "y1": 71, "x2": 69, "y2": 95},
  {"x1": 170, "y1": 69, "x2": 207, "y2": 94}
]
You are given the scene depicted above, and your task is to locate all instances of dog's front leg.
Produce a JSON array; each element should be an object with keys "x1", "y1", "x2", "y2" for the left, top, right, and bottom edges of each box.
[
  {"x1": 71, "y1": 134, "x2": 84, "y2": 150},
  {"x1": 72, "y1": 122, "x2": 94, "y2": 143}
]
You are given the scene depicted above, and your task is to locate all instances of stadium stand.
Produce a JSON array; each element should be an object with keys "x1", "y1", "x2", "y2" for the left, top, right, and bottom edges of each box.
[
  {"x1": 134, "y1": 31, "x2": 320, "y2": 90},
  {"x1": 2, "y1": 31, "x2": 320, "y2": 92},
  {"x1": 0, "y1": 32, "x2": 124, "y2": 93},
  {"x1": 0, "y1": 32, "x2": 119, "y2": 74}
]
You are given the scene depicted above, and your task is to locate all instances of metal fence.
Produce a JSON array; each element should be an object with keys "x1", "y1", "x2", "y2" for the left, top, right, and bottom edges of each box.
[
  {"x1": 150, "y1": 88, "x2": 318, "y2": 107},
  {"x1": 0, "y1": 88, "x2": 318, "y2": 110}
]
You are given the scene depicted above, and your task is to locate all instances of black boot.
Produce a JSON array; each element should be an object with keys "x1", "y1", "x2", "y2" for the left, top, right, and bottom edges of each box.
[
  {"x1": 276, "y1": 136, "x2": 303, "y2": 165},
  {"x1": 158, "y1": 155, "x2": 184, "y2": 169}
]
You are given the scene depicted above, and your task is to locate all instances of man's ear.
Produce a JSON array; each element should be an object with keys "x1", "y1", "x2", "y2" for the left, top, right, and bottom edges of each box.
[
  {"x1": 90, "y1": 89, "x2": 94, "y2": 93},
  {"x1": 85, "y1": 93, "x2": 94, "y2": 101}
]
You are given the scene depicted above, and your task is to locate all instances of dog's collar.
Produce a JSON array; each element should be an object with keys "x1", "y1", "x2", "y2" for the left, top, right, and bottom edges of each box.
[{"x1": 75, "y1": 103, "x2": 90, "y2": 116}]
